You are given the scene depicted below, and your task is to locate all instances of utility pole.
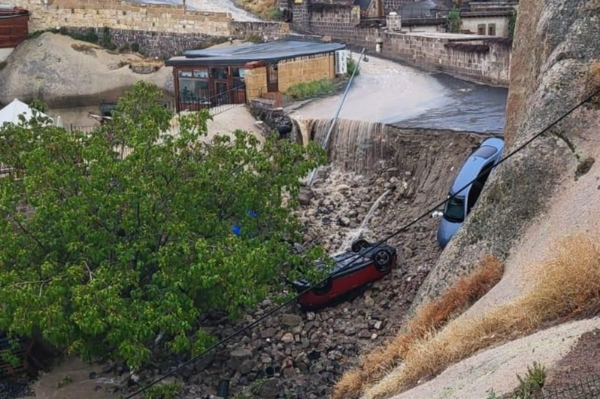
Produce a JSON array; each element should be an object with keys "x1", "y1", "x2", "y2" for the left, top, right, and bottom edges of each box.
[{"x1": 304, "y1": 48, "x2": 367, "y2": 188}]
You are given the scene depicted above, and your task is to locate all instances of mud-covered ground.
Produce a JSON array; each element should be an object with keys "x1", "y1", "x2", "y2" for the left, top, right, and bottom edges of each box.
[{"x1": 174, "y1": 165, "x2": 442, "y2": 399}]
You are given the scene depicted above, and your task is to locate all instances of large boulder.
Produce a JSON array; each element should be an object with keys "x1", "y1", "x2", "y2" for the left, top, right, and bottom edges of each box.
[{"x1": 0, "y1": 32, "x2": 173, "y2": 108}]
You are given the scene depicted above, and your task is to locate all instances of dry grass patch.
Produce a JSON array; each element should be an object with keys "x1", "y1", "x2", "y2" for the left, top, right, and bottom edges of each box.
[
  {"x1": 589, "y1": 61, "x2": 600, "y2": 106},
  {"x1": 363, "y1": 236, "x2": 600, "y2": 399},
  {"x1": 239, "y1": 0, "x2": 281, "y2": 20},
  {"x1": 331, "y1": 255, "x2": 504, "y2": 399}
]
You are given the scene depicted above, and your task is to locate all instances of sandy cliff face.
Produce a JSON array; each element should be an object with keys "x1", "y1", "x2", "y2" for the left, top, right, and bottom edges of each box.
[{"x1": 413, "y1": 0, "x2": 600, "y2": 308}]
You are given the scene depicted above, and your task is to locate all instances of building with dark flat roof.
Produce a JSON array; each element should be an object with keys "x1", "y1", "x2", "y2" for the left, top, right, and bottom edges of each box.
[{"x1": 165, "y1": 39, "x2": 346, "y2": 112}]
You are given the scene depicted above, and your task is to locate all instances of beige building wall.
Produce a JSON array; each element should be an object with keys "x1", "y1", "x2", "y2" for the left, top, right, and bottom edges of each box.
[
  {"x1": 6, "y1": 0, "x2": 231, "y2": 35},
  {"x1": 2, "y1": 0, "x2": 288, "y2": 38},
  {"x1": 277, "y1": 53, "x2": 335, "y2": 93},
  {"x1": 461, "y1": 16, "x2": 510, "y2": 38},
  {"x1": 245, "y1": 66, "x2": 268, "y2": 100}
]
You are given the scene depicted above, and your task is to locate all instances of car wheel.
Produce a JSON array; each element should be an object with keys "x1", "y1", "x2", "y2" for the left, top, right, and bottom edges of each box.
[
  {"x1": 351, "y1": 239, "x2": 371, "y2": 253},
  {"x1": 312, "y1": 278, "x2": 333, "y2": 296},
  {"x1": 372, "y1": 248, "x2": 393, "y2": 272}
]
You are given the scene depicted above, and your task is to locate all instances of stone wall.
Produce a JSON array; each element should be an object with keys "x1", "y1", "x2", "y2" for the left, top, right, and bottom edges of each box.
[
  {"x1": 65, "y1": 27, "x2": 213, "y2": 58},
  {"x1": 278, "y1": 53, "x2": 334, "y2": 92},
  {"x1": 8, "y1": 0, "x2": 232, "y2": 34},
  {"x1": 0, "y1": 0, "x2": 289, "y2": 57},
  {"x1": 291, "y1": 0, "x2": 311, "y2": 31},
  {"x1": 291, "y1": 1, "x2": 512, "y2": 87},
  {"x1": 379, "y1": 33, "x2": 511, "y2": 86},
  {"x1": 245, "y1": 65, "x2": 268, "y2": 100},
  {"x1": 308, "y1": 4, "x2": 358, "y2": 40},
  {"x1": 229, "y1": 21, "x2": 290, "y2": 40},
  {"x1": 305, "y1": 4, "x2": 376, "y2": 48}
]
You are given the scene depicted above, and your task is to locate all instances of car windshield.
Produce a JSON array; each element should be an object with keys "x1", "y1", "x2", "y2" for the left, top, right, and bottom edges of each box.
[
  {"x1": 471, "y1": 145, "x2": 498, "y2": 159},
  {"x1": 443, "y1": 196, "x2": 465, "y2": 222}
]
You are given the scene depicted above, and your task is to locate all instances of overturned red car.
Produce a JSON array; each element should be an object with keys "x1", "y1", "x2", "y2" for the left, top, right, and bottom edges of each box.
[{"x1": 292, "y1": 240, "x2": 399, "y2": 310}]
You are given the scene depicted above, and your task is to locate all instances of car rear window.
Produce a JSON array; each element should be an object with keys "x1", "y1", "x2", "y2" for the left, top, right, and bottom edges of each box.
[
  {"x1": 472, "y1": 146, "x2": 497, "y2": 159},
  {"x1": 330, "y1": 252, "x2": 368, "y2": 272}
]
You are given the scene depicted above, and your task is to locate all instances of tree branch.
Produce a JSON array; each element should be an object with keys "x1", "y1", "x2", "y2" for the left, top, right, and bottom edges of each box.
[{"x1": 10, "y1": 216, "x2": 48, "y2": 252}]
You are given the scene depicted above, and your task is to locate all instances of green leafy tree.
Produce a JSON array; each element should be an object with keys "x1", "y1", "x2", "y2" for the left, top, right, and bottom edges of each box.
[
  {"x1": 30, "y1": 98, "x2": 47, "y2": 113},
  {"x1": 447, "y1": 6, "x2": 461, "y2": 33},
  {"x1": 0, "y1": 82, "x2": 326, "y2": 369}
]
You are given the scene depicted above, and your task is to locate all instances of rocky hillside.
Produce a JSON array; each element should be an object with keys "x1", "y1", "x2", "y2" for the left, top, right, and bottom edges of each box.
[
  {"x1": 350, "y1": 0, "x2": 600, "y2": 397},
  {"x1": 413, "y1": 0, "x2": 600, "y2": 310}
]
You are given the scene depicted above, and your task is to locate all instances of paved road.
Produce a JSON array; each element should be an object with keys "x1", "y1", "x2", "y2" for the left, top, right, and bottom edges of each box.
[
  {"x1": 129, "y1": 0, "x2": 257, "y2": 21},
  {"x1": 293, "y1": 53, "x2": 508, "y2": 134}
]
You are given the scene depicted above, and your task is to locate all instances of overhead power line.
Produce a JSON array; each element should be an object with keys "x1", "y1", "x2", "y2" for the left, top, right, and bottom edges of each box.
[{"x1": 125, "y1": 86, "x2": 600, "y2": 399}]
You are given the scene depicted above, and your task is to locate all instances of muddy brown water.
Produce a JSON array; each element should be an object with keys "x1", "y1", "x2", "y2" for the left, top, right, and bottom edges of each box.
[
  {"x1": 24, "y1": 359, "x2": 118, "y2": 399},
  {"x1": 293, "y1": 54, "x2": 507, "y2": 134}
]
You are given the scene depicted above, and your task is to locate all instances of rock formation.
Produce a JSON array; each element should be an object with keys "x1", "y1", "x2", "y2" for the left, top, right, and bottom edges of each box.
[
  {"x1": 0, "y1": 33, "x2": 173, "y2": 108},
  {"x1": 413, "y1": 0, "x2": 600, "y2": 308}
]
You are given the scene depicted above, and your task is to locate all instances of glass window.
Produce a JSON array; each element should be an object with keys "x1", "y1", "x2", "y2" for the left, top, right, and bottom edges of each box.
[
  {"x1": 471, "y1": 146, "x2": 497, "y2": 159},
  {"x1": 212, "y1": 68, "x2": 228, "y2": 80},
  {"x1": 179, "y1": 70, "x2": 193, "y2": 78},
  {"x1": 179, "y1": 78, "x2": 210, "y2": 103},
  {"x1": 443, "y1": 196, "x2": 465, "y2": 223},
  {"x1": 488, "y1": 24, "x2": 496, "y2": 36},
  {"x1": 194, "y1": 69, "x2": 208, "y2": 78},
  {"x1": 233, "y1": 68, "x2": 246, "y2": 89},
  {"x1": 233, "y1": 68, "x2": 246, "y2": 78}
]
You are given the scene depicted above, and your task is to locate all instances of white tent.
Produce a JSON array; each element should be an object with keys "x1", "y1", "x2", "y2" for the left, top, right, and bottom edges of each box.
[{"x1": 0, "y1": 99, "x2": 53, "y2": 127}]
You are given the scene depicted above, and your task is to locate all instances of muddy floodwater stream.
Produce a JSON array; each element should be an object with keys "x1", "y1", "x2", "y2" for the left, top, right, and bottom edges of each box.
[{"x1": 292, "y1": 53, "x2": 508, "y2": 134}]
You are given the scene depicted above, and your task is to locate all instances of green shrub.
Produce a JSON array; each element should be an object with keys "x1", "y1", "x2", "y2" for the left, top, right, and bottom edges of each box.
[
  {"x1": 0, "y1": 61, "x2": 6, "y2": 71},
  {"x1": 27, "y1": 30, "x2": 50, "y2": 40},
  {"x1": 447, "y1": 6, "x2": 461, "y2": 33},
  {"x1": 347, "y1": 57, "x2": 360, "y2": 77},
  {"x1": 67, "y1": 28, "x2": 99, "y2": 44},
  {"x1": 245, "y1": 34, "x2": 263, "y2": 44},
  {"x1": 102, "y1": 27, "x2": 111, "y2": 45},
  {"x1": 30, "y1": 98, "x2": 47, "y2": 113},
  {"x1": 486, "y1": 389, "x2": 499, "y2": 399},
  {"x1": 508, "y1": 10, "x2": 518, "y2": 39},
  {"x1": 514, "y1": 362, "x2": 546, "y2": 399},
  {"x1": 143, "y1": 381, "x2": 181, "y2": 399},
  {"x1": 131, "y1": 43, "x2": 140, "y2": 52},
  {"x1": 57, "y1": 376, "x2": 73, "y2": 388},
  {"x1": 285, "y1": 79, "x2": 337, "y2": 100},
  {"x1": 266, "y1": 6, "x2": 283, "y2": 20}
]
